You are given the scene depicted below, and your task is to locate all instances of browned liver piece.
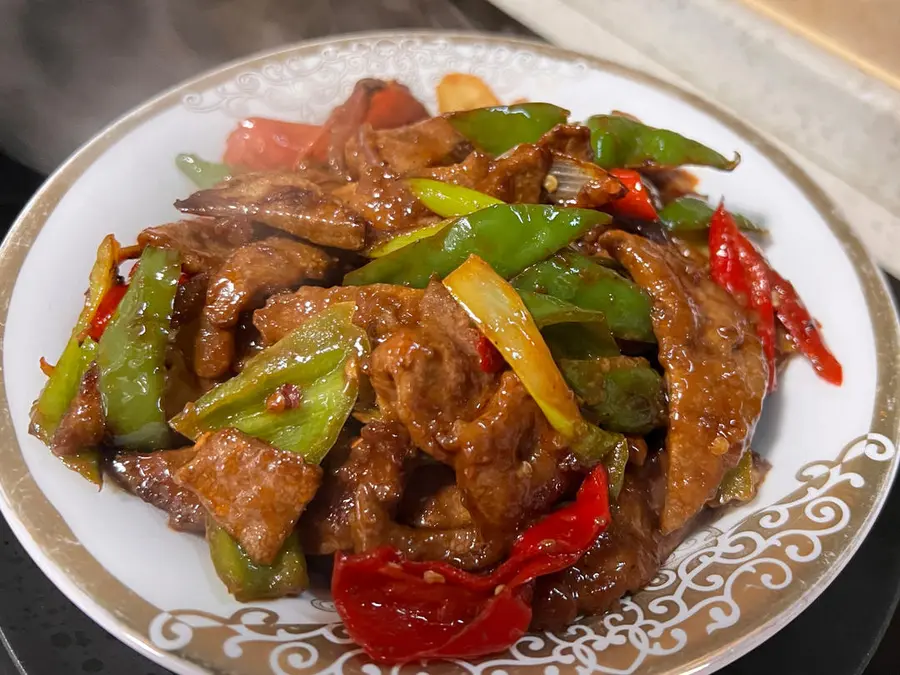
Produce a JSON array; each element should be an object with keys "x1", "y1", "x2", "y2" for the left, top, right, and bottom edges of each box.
[
  {"x1": 253, "y1": 283, "x2": 423, "y2": 346},
  {"x1": 107, "y1": 448, "x2": 205, "y2": 533},
  {"x1": 367, "y1": 282, "x2": 496, "y2": 462},
  {"x1": 448, "y1": 371, "x2": 577, "y2": 537},
  {"x1": 300, "y1": 419, "x2": 509, "y2": 571},
  {"x1": 193, "y1": 237, "x2": 333, "y2": 378},
  {"x1": 344, "y1": 116, "x2": 471, "y2": 177},
  {"x1": 175, "y1": 172, "x2": 368, "y2": 250},
  {"x1": 51, "y1": 364, "x2": 105, "y2": 458},
  {"x1": 175, "y1": 428, "x2": 322, "y2": 565},
  {"x1": 601, "y1": 230, "x2": 767, "y2": 533},
  {"x1": 137, "y1": 218, "x2": 253, "y2": 274}
]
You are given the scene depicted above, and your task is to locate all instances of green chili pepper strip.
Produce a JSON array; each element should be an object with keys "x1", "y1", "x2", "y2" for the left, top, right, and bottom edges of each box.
[
  {"x1": 207, "y1": 523, "x2": 308, "y2": 602},
  {"x1": 542, "y1": 324, "x2": 621, "y2": 361},
  {"x1": 443, "y1": 255, "x2": 622, "y2": 463},
  {"x1": 345, "y1": 205, "x2": 610, "y2": 288},
  {"x1": 659, "y1": 196, "x2": 762, "y2": 233},
  {"x1": 176, "y1": 154, "x2": 232, "y2": 189},
  {"x1": 519, "y1": 291, "x2": 620, "y2": 360},
  {"x1": 519, "y1": 290, "x2": 608, "y2": 328},
  {"x1": 170, "y1": 303, "x2": 368, "y2": 464},
  {"x1": 447, "y1": 103, "x2": 570, "y2": 156},
  {"x1": 560, "y1": 357, "x2": 666, "y2": 434},
  {"x1": 368, "y1": 181, "x2": 503, "y2": 258},
  {"x1": 587, "y1": 114, "x2": 739, "y2": 171},
  {"x1": 98, "y1": 246, "x2": 180, "y2": 451},
  {"x1": 62, "y1": 451, "x2": 103, "y2": 487},
  {"x1": 365, "y1": 220, "x2": 453, "y2": 258},
  {"x1": 716, "y1": 450, "x2": 755, "y2": 505},
  {"x1": 30, "y1": 236, "x2": 119, "y2": 443},
  {"x1": 604, "y1": 438, "x2": 630, "y2": 500},
  {"x1": 31, "y1": 334, "x2": 96, "y2": 444},
  {"x1": 406, "y1": 178, "x2": 504, "y2": 218},
  {"x1": 513, "y1": 250, "x2": 655, "y2": 343}
]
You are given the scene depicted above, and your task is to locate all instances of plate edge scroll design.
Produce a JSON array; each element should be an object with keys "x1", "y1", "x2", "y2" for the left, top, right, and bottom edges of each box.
[{"x1": 178, "y1": 36, "x2": 589, "y2": 121}]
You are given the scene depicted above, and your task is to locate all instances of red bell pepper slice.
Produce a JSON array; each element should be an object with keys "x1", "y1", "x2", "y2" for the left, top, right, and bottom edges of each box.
[
  {"x1": 708, "y1": 203, "x2": 842, "y2": 388},
  {"x1": 87, "y1": 283, "x2": 128, "y2": 342},
  {"x1": 223, "y1": 118, "x2": 322, "y2": 172},
  {"x1": 332, "y1": 465, "x2": 610, "y2": 663},
  {"x1": 430, "y1": 586, "x2": 533, "y2": 659},
  {"x1": 364, "y1": 82, "x2": 430, "y2": 131},
  {"x1": 332, "y1": 548, "x2": 533, "y2": 663},
  {"x1": 605, "y1": 169, "x2": 658, "y2": 221}
]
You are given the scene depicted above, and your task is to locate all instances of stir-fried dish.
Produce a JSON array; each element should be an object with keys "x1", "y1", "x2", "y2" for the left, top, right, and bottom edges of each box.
[{"x1": 30, "y1": 74, "x2": 843, "y2": 663}]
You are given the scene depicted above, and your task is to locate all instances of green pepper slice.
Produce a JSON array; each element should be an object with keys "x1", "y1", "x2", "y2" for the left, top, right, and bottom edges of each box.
[
  {"x1": 519, "y1": 290, "x2": 608, "y2": 328},
  {"x1": 345, "y1": 204, "x2": 610, "y2": 288},
  {"x1": 406, "y1": 178, "x2": 503, "y2": 218},
  {"x1": 542, "y1": 324, "x2": 621, "y2": 361},
  {"x1": 170, "y1": 303, "x2": 368, "y2": 464},
  {"x1": 207, "y1": 523, "x2": 308, "y2": 602},
  {"x1": 518, "y1": 291, "x2": 620, "y2": 360},
  {"x1": 560, "y1": 357, "x2": 666, "y2": 434},
  {"x1": 603, "y1": 438, "x2": 630, "y2": 500},
  {"x1": 659, "y1": 196, "x2": 762, "y2": 233},
  {"x1": 365, "y1": 220, "x2": 452, "y2": 258},
  {"x1": 98, "y1": 246, "x2": 180, "y2": 450},
  {"x1": 512, "y1": 250, "x2": 655, "y2": 342},
  {"x1": 586, "y1": 114, "x2": 739, "y2": 171},
  {"x1": 30, "y1": 236, "x2": 120, "y2": 444},
  {"x1": 446, "y1": 103, "x2": 569, "y2": 156},
  {"x1": 716, "y1": 450, "x2": 755, "y2": 505},
  {"x1": 367, "y1": 181, "x2": 504, "y2": 258},
  {"x1": 176, "y1": 154, "x2": 232, "y2": 189}
]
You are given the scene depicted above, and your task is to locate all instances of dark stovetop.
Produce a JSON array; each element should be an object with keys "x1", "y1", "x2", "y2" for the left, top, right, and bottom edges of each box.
[{"x1": 2, "y1": 150, "x2": 900, "y2": 675}]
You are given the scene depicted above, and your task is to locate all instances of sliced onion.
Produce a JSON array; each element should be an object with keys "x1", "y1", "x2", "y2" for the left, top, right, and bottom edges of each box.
[{"x1": 546, "y1": 154, "x2": 623, "y2": 207}]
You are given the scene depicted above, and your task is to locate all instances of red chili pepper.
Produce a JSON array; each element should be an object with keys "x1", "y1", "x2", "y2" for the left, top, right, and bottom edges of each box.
[
  {"x1": 475, "y1": 335, "x2": 505, "y2": 373},
  {"x1": 332, "y1": 465, "x2": 610, "y2": 663},
  {"x1": 710, "y1": 204, "x2": 777, "y2": 390},
  {"x1": 769, "y1": 271, "x2": 843, "y2": 385},
  {"x1": 708, "y1": 203, "x2": 842, "y2": 388},
  {"x1": 87, "y1": 283, "x2": 128, "y2": 341},
  {"x1": 605, "y1": 169, "x2": 658, "y2": 221},
  {"x1": 223, "y1": 118, "x2": 322, "y2": 171},
  {"x1": 709, "y1": 206, "x2": 749, "y2": 301}
]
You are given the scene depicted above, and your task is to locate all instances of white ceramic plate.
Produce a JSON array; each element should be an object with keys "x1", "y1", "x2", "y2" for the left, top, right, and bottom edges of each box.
[{"x1": 0, "y1": 32, "x2": 898, "y2": 675}]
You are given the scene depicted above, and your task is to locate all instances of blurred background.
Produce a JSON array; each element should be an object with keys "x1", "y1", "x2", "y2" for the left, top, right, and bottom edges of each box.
[{"x1": 1, "y1": 1, "x2": 899, "y2": 674}]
